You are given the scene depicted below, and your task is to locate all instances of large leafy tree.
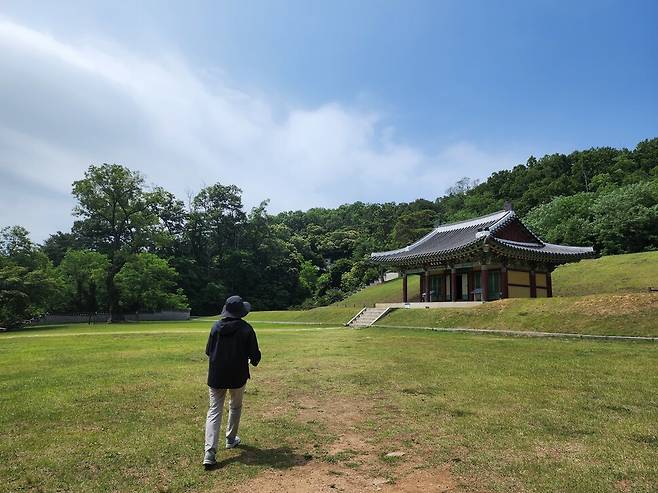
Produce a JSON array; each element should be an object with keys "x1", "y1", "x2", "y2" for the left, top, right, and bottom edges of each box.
[
  {"x1": 41, "y1": 231, "x2": 82, "y2": 265},
  {"x1": 115, "y1": 253, "x2": 189, "y2": 313},
  {"x1": 72, "y1": 164, "x2": 158, "y2": 322},
  {"x1": 390, "y1": 209, "x2": 438, "y2": 248},
  {"x1": 58, "y1": 249, "x2": 109, "y2": 313},
  {"x1": 0, "y1": 226, "x2": 64, "y2": 328},
  {"x1": 184, "y1": 183, "x2": 247, "y2": 314}
]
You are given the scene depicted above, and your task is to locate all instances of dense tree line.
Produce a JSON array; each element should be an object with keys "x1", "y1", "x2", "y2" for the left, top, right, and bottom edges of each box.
[{"x1": 1, "y1": 137, "x2": 657, "y2": 328}]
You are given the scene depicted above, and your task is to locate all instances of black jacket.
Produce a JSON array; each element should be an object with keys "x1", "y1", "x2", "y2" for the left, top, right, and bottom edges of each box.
[{"x1": 206, "y1": 318, "x2": 261, "y2": 389}]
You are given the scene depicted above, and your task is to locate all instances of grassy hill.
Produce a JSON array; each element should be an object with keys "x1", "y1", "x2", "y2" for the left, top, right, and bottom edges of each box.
[
  {"x1": 252, "y1": 252, "x2": 658, "y2": 336},
  {"x1": 245, "y1": 306, "x2": 359, "y2": 325},
  {"x1": 334, "y1": 251, "x2": 658, "y2": 309},
  {"x1": 378, "y1": 293, "x2": 658, "y2": 337},
  {"x1": 333, "y1": 274, "x2": 420, "y2": 307},
  {"x1": 553, "y1": 251, "x2": 658, "y2": 296}
]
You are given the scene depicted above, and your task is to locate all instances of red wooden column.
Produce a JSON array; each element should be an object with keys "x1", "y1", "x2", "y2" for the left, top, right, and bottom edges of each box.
[
  {"x1": 467, "y1": 271, "x2": 473, "y2": 301},
  {"x1": 442, "y1": 272, "x2": 448, "y2": 301},
  {"x1": 425, "y1": 269, "x2": 431, "y2": 302},
  {"x1": 530, "y1": 270, "x2": 537, "y2": 298},
  {"x1": 450, "y1": 268, "x2": 457, "y2": 302},
  {"x1": 546, "y1": 271, "x2": 553, "y2": 298},
  {"x1": 480, "y1": 267, "x2": 489, "y2": 302},
  {"x1": 402, "y1": 273, "x2": 408, "y2": 303},
  {"x1": 501, "y1": 266, "x2": 509, "y2": 299}
]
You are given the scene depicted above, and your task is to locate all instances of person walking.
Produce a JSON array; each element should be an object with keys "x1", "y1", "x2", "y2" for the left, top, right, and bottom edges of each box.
[{"x1": 203, "y1": 295, "x2": 261, "y2": 469}]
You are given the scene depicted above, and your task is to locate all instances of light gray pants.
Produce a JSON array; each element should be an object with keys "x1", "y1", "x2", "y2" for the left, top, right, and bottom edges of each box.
[{"x1": 204, "y1": 385, "x2": 245, "y2": 453}]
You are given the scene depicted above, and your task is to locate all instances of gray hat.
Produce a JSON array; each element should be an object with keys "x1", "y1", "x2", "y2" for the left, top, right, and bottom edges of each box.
[{"x1": 220, "y1": 295, "x2": 251, "y2": 318}]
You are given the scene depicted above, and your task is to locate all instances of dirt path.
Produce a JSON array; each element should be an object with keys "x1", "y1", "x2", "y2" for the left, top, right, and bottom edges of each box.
[{"x1": 226, "y1": 396, "x2": 459, "y2": 493}]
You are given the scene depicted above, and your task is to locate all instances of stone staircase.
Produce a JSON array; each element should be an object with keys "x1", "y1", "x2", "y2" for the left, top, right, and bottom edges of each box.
[{"x1": 347, "y1": 307, "x2": 391, "y2": 327}]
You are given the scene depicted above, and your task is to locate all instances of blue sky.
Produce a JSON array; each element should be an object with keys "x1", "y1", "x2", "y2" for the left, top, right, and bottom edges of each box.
[{"x1": 1, "y1": 0, "x2": 657, "y2": 240}]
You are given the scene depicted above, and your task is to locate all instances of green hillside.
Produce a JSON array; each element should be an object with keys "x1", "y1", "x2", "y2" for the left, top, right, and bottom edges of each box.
[
  {"x1": 335, "y1": 251, "x2": 658, "y2": 308},
  {"x1": 333, "y1": 274, "x2": 420, "y2": 308},
  {"x1": 553, "y1": 251, "x2": 658, "y2": 296},
  {"x1": 240, "y1": 252, "x2": 658, "y2": 336},
  {"x1": 378, "y1": 293, "x2": 658, "y2": 337},
  {"x1": 245, "y1": 306, "x2": 359, "y2": 325}
]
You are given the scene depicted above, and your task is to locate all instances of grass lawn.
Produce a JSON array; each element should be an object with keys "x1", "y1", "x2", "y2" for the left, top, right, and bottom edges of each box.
[
  {"x1": 243, "y1": 306, "x2": 359, "y2": 325},
  {"x1": 1, "y1": 321, "x2": 656, "y2": 492},
  {"x1": 377, "y1": 293, "x2": 658, "y2": 337},
  {"x1": 334, "y1": 251, "x2": 658, "y2": 309},
  {"x1": 553, "y1": 251, "x2": 658, "y2": 297},
  {"x1": 333, "y1": 275, "x2": 421, "y2": 308}
]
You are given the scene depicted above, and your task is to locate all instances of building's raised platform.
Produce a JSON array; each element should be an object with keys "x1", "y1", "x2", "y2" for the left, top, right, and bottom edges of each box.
[{"x1": 375, "y1": 301, "x2": 483, "y2": 309}]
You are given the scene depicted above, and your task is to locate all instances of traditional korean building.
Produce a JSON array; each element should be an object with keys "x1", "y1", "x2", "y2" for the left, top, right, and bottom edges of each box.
[{"x1": 370, "y1": 207, "x2": 594, "y2": 303}]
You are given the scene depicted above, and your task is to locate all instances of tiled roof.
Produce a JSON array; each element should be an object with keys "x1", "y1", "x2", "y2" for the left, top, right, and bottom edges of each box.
[
  {"x1": 370, "y1": 209, "x2": 594, "y2": 266},
  {"x1": 489, "y1": 238, "x2": 594, "y2": 260}
]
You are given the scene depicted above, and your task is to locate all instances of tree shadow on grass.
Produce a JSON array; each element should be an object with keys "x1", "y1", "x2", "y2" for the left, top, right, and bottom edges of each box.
[{"x1": 208, "y1": 444, "x2": 310, "y2": 471}]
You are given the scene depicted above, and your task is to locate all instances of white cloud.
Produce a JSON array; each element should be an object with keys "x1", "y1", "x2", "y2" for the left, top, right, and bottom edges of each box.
[{"x1": 0, "y1": 17, "x2": 525, "y2": 241}]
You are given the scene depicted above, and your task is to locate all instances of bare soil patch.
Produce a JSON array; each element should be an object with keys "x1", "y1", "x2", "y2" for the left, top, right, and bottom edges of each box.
[
  {"x1": 228, "y1": 395, "x2": 459, "y2": 492},
  {"x1": 229, "y1": 461, "x2": 455, "y2": 492}
]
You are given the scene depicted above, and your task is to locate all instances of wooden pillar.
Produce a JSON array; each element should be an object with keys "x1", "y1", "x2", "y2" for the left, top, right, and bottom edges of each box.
[
  {"x1": 442, "y1": 272, "x2": 448, "y2": 301},
  {"x1": 450, "y1": 268, "x2": 457, "y2": 302},
  {"x1": 501, "y1": 266, "x2": 509, "y2": 299},
  {"x1": 481, "y1": 267, "x2": 489, "y2": 302},
  {"x1": 530, "y1": 270, "x2": 537, "y2": 298},
  {"x1": 546, "y1": 271, "x2": 553, "y2": 298},
  {"x1": 402, "y1": 273, "x2": 408, "y2": 303},
  {"x1": 425, "y1": 269, "x2": 431, "y2": 302},
  {"x1": 467, "y1": 271, "x2": 473, "y2": 301}
]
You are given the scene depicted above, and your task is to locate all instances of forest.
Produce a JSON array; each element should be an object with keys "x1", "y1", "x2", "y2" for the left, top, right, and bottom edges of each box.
[{"x1": 1, "y1": 137, "x2": 657, "y2": 327}]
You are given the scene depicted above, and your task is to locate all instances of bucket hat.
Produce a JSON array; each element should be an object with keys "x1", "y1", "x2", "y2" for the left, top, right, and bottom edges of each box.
[{"x1": 220, "y1": 295, "x2": 251, "y2": 318}]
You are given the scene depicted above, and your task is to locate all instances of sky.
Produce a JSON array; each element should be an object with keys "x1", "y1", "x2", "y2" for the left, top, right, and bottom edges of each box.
[{"x1": 1, "y1": 0, "x2": 657, "y2": 241}]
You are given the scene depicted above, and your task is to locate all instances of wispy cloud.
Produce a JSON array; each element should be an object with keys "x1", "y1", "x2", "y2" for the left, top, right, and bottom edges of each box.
[{"x1": 0, "y1": 17, "x2": 525, "y2": 241}]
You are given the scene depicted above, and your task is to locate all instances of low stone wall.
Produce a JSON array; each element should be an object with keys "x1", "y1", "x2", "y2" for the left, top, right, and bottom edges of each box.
[
  {"x1": 124, "y1": 310, "x2": 191, "y2": 321},
  {"x1": 30, "y1": 310, "x2": 191, "y2": 325}
]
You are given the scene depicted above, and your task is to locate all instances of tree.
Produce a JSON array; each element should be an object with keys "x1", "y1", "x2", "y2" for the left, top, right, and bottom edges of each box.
[
  {"x1": 298, "y1": 260, "x2": 319, "y2": 298},
  {"x1": 391, "y1": 209, "x2": 438, "y2": 248},
  {"x1": 184, "y1": 183, "x2": 247, "y2": 314},
  {"x1": 0, "y1": 226, "x2": 64, "y2": 328},
  {"x1": 524, "y1": 193, "x2": 596, "y2": 246},
  {"x1": 446, "y1": 177, "x2": 479, "y2": 196},
  {"x1": 41, "y1": 231, "x2": 81, "y2": 265},
  {"x1": 72, "y1": 164, "x2": 158, "y2": 322},
  {"x1": 58, "y1": 250, "x2": 109, "y2": 313},
  {"x1": 115, "y1": 253, "x2": 189, "y2": 313},
  {"x1": 148, "y1": 186, "x2": 187, "y2": 257},
  {"x1": 590, "y1": 179, "x2": 658, "y2": 254}
]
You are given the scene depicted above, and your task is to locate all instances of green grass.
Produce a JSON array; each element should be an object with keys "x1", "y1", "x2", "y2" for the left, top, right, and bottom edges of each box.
[
  {"x1": 1, "y1": 322, "x2": 656, "y2": 492},
  {"x1": 553, "y1": 251, "x2": 658, "y2": 296},
  {"x1": 334, "y1": 251, "x2": 658, "y2": 310},
  {"x1": 244, "y1": 306, "x2": 360, "y2": 325},
  {"x1": 376, "y1": 293, "x2": 658, "y2": 337},
  {"x1": 320, "y1": 252, "x2": 658, "y2": 337},
  {"x1": 333, "y1": 275, "x2": 420, "y2": 307}
]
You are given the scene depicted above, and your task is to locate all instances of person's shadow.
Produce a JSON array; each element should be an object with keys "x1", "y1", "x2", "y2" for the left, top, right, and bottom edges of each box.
[{"x1": 206, "y1": 444, "x2": 310, "y2": 471}]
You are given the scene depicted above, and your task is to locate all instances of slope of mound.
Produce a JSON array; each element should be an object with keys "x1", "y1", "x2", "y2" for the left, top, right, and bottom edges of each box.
[
  {"x1": 376, "y1": 293, "x2": 658, "y2": 337},
  {"x1": 245, "y1": 306, "x2": 359, "y2": 325},
  {"x1": 333, "y1": 274, "x2": 420, "y2": 307},
  {"x1": 553, "y1": 251, "x2": 658, "y2": 296}
]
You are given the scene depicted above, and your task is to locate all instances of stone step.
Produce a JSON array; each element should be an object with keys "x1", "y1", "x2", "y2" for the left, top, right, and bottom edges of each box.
[{"x1": 348, "y1": 307, "x2": 390, "y2": 327}]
